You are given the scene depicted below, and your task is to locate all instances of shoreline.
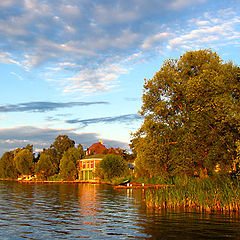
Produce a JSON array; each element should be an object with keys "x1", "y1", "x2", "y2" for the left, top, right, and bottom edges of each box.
[
  {"x1": 0, "y1": 178, "x2": 116, "y2": 185},
  {"x1": 0, "y1": 178, "x2": 171, "y2": 188}
]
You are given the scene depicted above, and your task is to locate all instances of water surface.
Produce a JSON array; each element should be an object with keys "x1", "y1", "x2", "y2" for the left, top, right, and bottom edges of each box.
[{"x1": 0, "y1": 181, "x2": 239, "y2": 239}]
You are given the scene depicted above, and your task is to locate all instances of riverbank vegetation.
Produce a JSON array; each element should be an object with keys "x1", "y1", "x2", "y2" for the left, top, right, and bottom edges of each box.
[
  {"x1": 145, "y1": 175, "x2": 240, "y2": 212},
  {"x1": 131, "y1": 49, "x2": 240, "y2": 211}
]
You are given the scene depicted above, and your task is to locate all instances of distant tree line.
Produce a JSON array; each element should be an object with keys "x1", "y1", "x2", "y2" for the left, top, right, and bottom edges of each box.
[
  {"x1": 0, "y1": 135, "x2": 84, "y2": 180},
  {"x1": 0, "y1": 135, "x2": 134, "y2": 181}
]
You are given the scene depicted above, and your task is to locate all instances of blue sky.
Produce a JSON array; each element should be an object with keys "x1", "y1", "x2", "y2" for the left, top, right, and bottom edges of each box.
[{"x1": 0, "y1": 0, "x2": 239, "y2": 155}]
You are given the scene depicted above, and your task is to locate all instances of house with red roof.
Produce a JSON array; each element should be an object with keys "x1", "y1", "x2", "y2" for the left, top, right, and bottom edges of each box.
[
  {"x1": 86, "y1": 141, "x2": 108, "y2": 156},
  {"x1": 79, "y1": 141, "x2": 107, "y2": 181}
]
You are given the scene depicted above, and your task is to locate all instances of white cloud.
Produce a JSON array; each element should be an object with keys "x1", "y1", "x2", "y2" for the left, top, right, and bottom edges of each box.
[
  {"x1": 59, "y1": 4, "x2": 81, "y2": 17},
  {"x1": 63, "y1": 64, "x2": 128, "y2": 94},
  {"x1": 141, "y1": 32, "x2": 173, "y2": 49},
  {"x1": 195, "y1": 20, "x2": 210, "y2": 26},
  {"x1": 94, "y1": 4, "x2": 140, "y2": 25},
  {"x1": 0, "y1": 1, "x2": 239, "y2": 96},
  {"x1": 0, "y1": 52, "x2": 20, "y2": 65},
  {"x1": 24, "y1": 0, "x2": 51, "y2": 16},
  {"x1": 168, "y1": 11, "x2": 240, "y2": 50}
]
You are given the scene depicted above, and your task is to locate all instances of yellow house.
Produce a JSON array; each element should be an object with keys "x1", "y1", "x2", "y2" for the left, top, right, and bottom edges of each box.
[{"x1": 78, "y1": 158, "x2": 102, "y2": 181}]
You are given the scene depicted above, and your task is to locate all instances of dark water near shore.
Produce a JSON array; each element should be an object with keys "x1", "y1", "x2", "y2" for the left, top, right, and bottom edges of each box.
[{"x1": 0, "y1": 181, "x2": 239, "y2": 239}]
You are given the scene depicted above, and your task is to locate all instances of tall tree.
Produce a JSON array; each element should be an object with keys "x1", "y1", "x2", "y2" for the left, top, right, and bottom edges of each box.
[
  {"x1": 51, "y1": 135, "x2": 75, "y2": 161},
  {"x1": 14, "y1": 149, "x2": 34, "y2": 175},
  {"x1": 96, "y1": 154, "x2": 127, "y2": 180},
  {"x1": 132, "y1": 49, "x2": 240, "y2": 177},
  {"x1": 59, "y1": 147, "x2": 83, "y2": 180},
  {"x1": 0, "y1": 151, "x2": 18, "y2": 179},
  {"x1": 42, "y1": 148, "x2": 59, "y2": 173},
  {"x1": 35, "y1": 153, "x2": 57, "y2": 180}
]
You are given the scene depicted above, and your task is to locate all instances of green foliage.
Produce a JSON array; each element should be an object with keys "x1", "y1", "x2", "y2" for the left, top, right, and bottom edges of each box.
[
  {"x1": 59, "y1": 147, "x2": 82, "y2": 180},
  {"x1": 14, "y1": 149, "x2": 34, "y2": 175},
  {"x1": 41, "y1": 148, "x2": 59, "y2": 173},
  {"x1": 65, "y1": 147, "x2": 84, "y2": 164},
  {"x1": 0, "y1": 151, "x2": 18, "y2": 179},
  {"x1": 51, "y1": 135, "x2": 75, "y2": 160},
  {"x1": 96, "y1": 154, "x2": 127, "y2": 180},
  {"x1": 132, "y1": 49, "x2": 240, "y2": 177},
  {"x1": 35, "y1": 153, "x2": 57, "y2": 180}
]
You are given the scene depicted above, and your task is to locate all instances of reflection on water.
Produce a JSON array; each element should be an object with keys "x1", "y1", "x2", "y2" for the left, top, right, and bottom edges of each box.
[{"x1": 0, "y1": 181, "x2": 239, "y2": 239}]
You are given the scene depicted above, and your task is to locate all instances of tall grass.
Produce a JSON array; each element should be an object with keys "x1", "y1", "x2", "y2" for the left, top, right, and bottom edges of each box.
[{"x1": 145, "y1": 175, "x2": 240, "y2": 212}]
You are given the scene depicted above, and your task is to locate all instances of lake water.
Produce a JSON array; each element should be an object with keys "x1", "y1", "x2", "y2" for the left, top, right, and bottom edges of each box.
[{"x1": 0, "y1": 181, "x2": 239, "y2": 239}]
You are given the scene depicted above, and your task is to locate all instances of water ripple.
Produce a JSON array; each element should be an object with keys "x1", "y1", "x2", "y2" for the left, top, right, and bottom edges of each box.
[{"x1": 0, "y1": 181, "x2": 239, "y2": 239}]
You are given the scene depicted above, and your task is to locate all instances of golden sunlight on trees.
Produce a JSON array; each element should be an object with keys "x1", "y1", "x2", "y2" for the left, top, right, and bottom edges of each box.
[
  {"x1": 95, "y1": 154, "x2": 127, "y2": 180},
  {"x1": 14, "y1": 149, "x2": 34, "y2": 175},
  {"x1": 59, "y1": 147, "x2": 84, "y2": 180},
  {"x1": 132, "y1": 49, "x2": 240, "y2": 178}
]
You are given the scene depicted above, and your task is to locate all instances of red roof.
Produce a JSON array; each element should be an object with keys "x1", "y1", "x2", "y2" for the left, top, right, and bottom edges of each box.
[{"x1": 87, "y1": 142, "x2": 107, "y2": 155}]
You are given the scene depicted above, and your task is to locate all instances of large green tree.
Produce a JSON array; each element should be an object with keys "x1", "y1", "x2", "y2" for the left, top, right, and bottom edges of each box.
[
  {"x1": 41, "y1": 148, "x2": 59, "y2": 173},
  {"x1": 14, "y1": 149, "x2": 34, "y2": 175},
  {"x1": 132, "y1": 49, "x2": 240, "y2": 177},
  {"x1": 59, "y1": 147, "x2": 83, "y2": 180},
  {"x1": 96, "y1": 154, "x2": 127, "y2": 180},
  {"x1": 0, "y1": 151, "x2": 18, "y2": 179},
  {"x1": 35, "y1": 153, "x2": 57, "y2": 180},
  {"x1": 51, "y1": 135, "x2": 75, "y2": 161}
]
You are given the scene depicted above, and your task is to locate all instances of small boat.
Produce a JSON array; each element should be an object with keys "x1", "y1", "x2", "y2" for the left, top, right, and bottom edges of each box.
[{"x1": 118, "y1": 179, "x2": 130, "y2": 186}]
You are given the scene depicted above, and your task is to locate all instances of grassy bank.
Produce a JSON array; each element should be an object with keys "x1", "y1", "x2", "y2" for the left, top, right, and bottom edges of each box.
[{"x1": 145, "y1": 175, "x2": 240, "y2": 212}]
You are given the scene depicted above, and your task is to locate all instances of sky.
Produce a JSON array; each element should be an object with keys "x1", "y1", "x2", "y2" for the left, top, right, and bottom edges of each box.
[{"x1": 0, "y1": 0, "x2": 239, "y2": 156}]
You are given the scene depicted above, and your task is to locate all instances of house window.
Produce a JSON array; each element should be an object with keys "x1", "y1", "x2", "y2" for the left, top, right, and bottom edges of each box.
[
  {"x1": 83, "y1": 162, "x2": 85, "y2": 169},
  {"x1": 87, "y1": 161, "x2": 90, "y2": 169},
  {"x1": 91, "y1": 161, "x2": 94, "y2": 169}
]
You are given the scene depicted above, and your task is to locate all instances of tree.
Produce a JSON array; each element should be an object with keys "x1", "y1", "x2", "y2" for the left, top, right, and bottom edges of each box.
[
  {"x1": 41, "y1": 148, "x2": 59, "y2": 173},
  {"x1": 0, "y1": 151, "x2": 18, "y2": 179},
  {"x1": 59, "y1": 147, "x2": 83, "y2": 180},
  {"x1": 14, "y1": 149, "x2": 34, "y2": 175},
  {"x1": 96, "y1": 154, "x2": 127, "y2": 180},
  {"x1": 51, "y1": 135, "x2": 75, "y2": 161},
  {"x1": 35, "y1": 153, "x2": 57, "y2": 180},
  {"x1": 132, "y1": 49, "x2": 240, "y2": 177}
]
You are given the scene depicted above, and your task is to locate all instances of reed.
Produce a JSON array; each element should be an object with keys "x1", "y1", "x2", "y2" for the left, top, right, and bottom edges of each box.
[{"x1": 145, "y1": 175, "x2": 240, "y2": 212}]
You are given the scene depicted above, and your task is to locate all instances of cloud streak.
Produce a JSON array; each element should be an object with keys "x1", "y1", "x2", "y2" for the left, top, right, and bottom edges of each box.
[
  {"x1": 168, "y1": 9, "x2": 240, "y2": 50},
  {"x1": 66, "y1": 114, "x2": 141, "y2": 127},
  {"x1": 0, "y1": 101, "x2": 109, "y2": 113}
]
